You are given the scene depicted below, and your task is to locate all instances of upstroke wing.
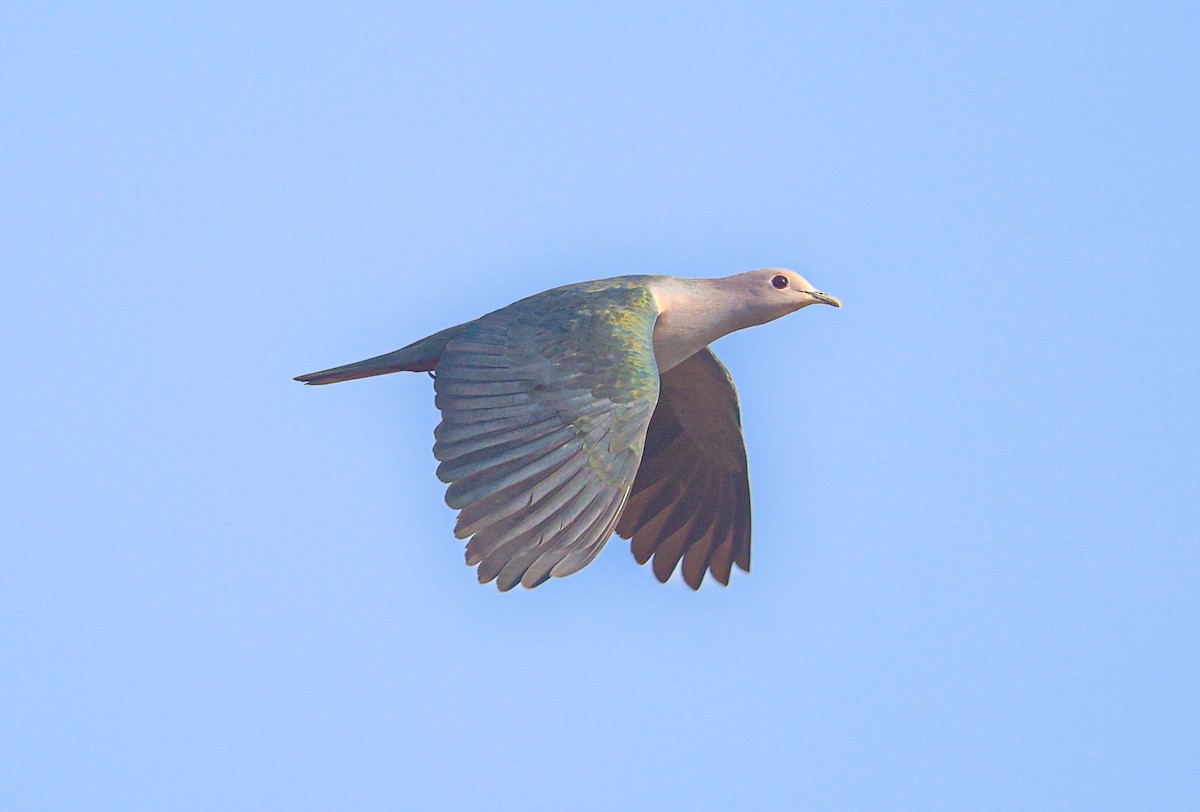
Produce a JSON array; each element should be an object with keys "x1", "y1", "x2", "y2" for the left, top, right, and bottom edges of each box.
[
  {"x1": 615, "y1": 348, "x2": 752, "y2": 589},
  {"x1": 432, "y1": 283, "x2": 661, "y2": 590}
]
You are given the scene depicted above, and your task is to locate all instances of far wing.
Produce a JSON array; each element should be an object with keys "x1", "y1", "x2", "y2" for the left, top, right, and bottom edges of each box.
[
  {"x1": 615, "y1": 348, "x2": 751, "y2": 589},
  {"x1": 432, "y1": 282, "x2": 661, "y2": 590}
]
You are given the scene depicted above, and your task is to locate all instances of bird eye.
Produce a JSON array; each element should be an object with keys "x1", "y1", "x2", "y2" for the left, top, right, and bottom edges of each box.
[{"x1": 771, "y1": 275, "x2": 789, "y2": 289}]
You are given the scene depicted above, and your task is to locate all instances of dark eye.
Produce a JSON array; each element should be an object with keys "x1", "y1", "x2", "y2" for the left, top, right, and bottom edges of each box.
[{"x1": 771, "y1": 275, "x2": 789, "y2": 289}]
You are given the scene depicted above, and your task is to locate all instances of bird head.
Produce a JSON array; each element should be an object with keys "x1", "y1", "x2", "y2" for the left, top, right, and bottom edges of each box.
[{"x1": 737, "y1": 268, "x2": 841, "y2": 324}]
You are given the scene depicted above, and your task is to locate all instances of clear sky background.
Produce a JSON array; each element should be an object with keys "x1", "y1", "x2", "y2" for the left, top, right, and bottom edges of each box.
[{"x1": 3, "y1": 3, "x2": 1197, "y2": 810}]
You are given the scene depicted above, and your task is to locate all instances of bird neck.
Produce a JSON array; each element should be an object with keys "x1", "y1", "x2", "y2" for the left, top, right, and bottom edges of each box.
[{"x1": 648, "y1": 276, "x2": 763, "y2": 373}]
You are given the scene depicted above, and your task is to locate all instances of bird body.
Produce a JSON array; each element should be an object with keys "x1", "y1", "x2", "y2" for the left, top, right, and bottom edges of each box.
[{"x1": 297, "y1": 269, "x2": 839, "y2": 590}]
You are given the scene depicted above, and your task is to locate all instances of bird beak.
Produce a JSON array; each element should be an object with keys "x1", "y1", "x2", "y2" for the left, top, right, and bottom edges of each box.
[{"x1": 808, "y1": 290, "x2": 841, "y2": 307}]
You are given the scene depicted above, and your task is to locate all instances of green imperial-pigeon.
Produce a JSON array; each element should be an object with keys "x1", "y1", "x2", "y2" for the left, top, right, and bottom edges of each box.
[{"x1": 296, "y1": 268, "x2": 840, "y2": 590}]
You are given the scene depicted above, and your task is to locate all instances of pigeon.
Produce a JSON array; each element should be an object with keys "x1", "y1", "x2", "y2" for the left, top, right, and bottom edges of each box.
[{"x1": 297, "y1": 268, "x2": 839, "y2": 590}]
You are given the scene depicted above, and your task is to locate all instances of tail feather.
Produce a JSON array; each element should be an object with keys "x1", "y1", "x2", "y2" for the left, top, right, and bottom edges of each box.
[
  {"x1": 295, "y1": 323, "x2": 468, "y2": 385},
  {"x1": 294, "y1": 349, "x2": 434, "y2": 385}
]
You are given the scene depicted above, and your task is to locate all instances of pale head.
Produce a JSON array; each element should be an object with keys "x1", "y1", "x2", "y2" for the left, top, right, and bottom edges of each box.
[{"x1": 729, "y1": 268, "x2": 841, "y2": 327}]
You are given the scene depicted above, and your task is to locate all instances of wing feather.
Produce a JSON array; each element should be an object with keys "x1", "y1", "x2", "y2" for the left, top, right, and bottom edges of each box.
[
  {"x1": 455, "y1": 451, "x2": 590, "y2": 540},
  {"x1": 494, "y1": 486, "x2": 612, "y2": 591},
  {"x1": 431, "y1": 281, "x2": 661, "y2": 588},
  {"x1": 438, "y1": 401, "x2": 556, "y2": 425},
  {"x1": 552, "y1": 488, "x2": 630, "y2": 577},
  {"x1": 436, "y1": 364, "x2": 528, "y2": 382},
  {"x1": 444, "y1": 441, "x2": 579, "y2": 509},
  {"x1": 615, "y1": 348, "x2": 753, "y2": 589},
  {"x1": 478, "y1": 479, "x2": 608, "y2": 588},
  {"x1": 475, "y1": 475, "x2": 594, "y2": 559},
  {"x1": 434, "y1": 408, "x2": 556, "y2": 445},
  {"x1": 434, "y1": 414, "x2": 565, "y2": 463},
  {"x1": 434, "y1": 391, "x2": 535, "y2": 411},
  {"x1": 435, "y1": 425, "x2": 577, "y2": 482},
  {"x1": 523, "y1": 488, "x2": 629, "y2": 587}
]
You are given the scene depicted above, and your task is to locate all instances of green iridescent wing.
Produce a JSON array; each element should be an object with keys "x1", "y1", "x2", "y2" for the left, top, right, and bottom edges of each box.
[
  {"x1": 615, "y1": 348, "x2": 751, "y2": 589},
  {"x1": 432, "y1": 282, "x2": 661, "y2": 590}
]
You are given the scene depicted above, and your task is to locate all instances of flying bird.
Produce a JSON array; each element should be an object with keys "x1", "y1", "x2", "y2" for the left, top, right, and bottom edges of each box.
[{"x1": 296, "y1": 269, "x2": 839, "y2": 590}]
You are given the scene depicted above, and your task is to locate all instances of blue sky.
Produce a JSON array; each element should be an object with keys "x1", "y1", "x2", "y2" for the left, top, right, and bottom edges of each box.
[{"x1": 2, "y1": 3, "x2": 1197, "y2": 809}]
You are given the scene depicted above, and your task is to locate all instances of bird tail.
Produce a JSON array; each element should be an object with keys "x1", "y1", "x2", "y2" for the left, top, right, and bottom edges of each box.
[{"x1": 294, "y1": 323, "x2": 468, "y2": 385}]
